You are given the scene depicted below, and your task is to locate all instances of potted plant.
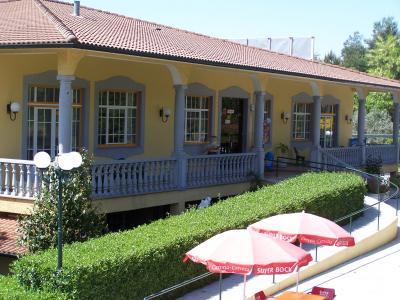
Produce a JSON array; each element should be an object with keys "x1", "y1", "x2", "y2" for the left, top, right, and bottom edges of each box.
[
  {"x1": 274, "y1": 143, "x2": 290, "y2": 167},
  {"x1": 365, "y1": 155, "x2": 388, "y2": 193}
]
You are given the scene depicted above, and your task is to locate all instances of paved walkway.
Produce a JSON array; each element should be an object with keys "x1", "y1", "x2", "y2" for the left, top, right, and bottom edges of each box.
[{"x1": 179, "y1": 195, "x2": 399, "y2": 300}]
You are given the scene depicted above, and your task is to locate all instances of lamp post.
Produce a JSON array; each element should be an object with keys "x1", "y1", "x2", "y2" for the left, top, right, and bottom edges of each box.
[{"x1": 33, "y1": 151, "x2": 83, "y2": 272}]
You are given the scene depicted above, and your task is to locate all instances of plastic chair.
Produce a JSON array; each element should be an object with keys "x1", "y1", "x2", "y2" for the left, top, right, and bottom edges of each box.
[
  {"x1": 308, "y1": 286, "x2": 336, "y2": 300},
  {"x1": 293, "y1": 147, "x2": 305, "y2": 165},
  {"x1": 254, "y1": 291, "x2": 275, "y2": 300}
]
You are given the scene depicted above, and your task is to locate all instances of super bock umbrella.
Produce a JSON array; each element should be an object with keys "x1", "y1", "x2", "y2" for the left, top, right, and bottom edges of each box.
[
  {"x1": 248, "y1": 211, "x2": 355, "y2": 247},
  {"x1": 183, "y1": 229, "x2": 312, "y2": 300},
  {"x1": 248, "y1": 212, "x2": 355, "y2": 292}
]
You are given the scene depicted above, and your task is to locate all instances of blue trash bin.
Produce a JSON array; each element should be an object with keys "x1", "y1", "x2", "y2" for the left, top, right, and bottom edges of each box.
[{"x1": 265, "y1": 152, "x2": 274, "y2": 170}]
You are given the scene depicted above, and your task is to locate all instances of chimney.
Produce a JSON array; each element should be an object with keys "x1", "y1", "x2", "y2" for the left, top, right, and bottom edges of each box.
[{"x1": 73, "y1": 1, "x2": 80, "y2": 16}]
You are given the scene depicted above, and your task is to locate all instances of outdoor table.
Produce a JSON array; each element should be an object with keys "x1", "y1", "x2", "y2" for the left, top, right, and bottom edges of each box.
[{"x1": 275, "y1": 291, "x2": 327, "y2": 300}]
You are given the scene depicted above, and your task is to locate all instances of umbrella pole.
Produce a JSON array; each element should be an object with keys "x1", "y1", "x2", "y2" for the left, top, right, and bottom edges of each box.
[
  {"x1": 243, "y1": 275, "x2": 247, "y2": 300},
  {"x1": 296, "y1": 267, "x2": 300, "y2": 292},
  {"x1": 219, "y1": 273, "x2": 222, "y2": 300}
]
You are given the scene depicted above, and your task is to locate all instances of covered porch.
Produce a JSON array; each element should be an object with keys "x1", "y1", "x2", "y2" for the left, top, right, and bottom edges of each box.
[{"x1": 0, "y1": 46, "x2": 399, "y2": 215}]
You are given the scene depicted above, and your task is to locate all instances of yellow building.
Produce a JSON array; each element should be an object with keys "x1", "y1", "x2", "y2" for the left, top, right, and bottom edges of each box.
[{"x1": 0, "y1": 0, "x2": 399, "y2": 243}]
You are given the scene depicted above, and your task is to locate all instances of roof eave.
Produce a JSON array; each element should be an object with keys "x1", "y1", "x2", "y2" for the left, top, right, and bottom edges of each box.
[{"x1": 1, "y1": 43, "x2": 399, "y2": 91}]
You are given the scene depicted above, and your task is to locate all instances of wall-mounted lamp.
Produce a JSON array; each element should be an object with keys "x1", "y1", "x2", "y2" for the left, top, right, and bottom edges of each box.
[
  {"x1": 281, "y1": 112, "x2": 289, "y2": 124},
  {"x1": 159, "y1": 107, "x2": 171, "y2": 123},
  {"x1": 7, "y1": 101, "x2": 20, "y2": 121},
  {"x1": 249, "y1": 104, "x2": 255, "y2": 112},
  {"x1": 345, "y1": 114, "x2": 353, "y2": 124}
]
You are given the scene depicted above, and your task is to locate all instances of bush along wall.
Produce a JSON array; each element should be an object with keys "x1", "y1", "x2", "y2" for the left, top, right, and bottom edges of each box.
[{"x1": 12, "y1": 172, "x2": 365, "y2": 300}]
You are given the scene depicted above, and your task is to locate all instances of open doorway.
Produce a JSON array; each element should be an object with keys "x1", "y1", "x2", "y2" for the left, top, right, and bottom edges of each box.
[{"x1": 220, "y1": 97, "x2": 246, "y2": 153}]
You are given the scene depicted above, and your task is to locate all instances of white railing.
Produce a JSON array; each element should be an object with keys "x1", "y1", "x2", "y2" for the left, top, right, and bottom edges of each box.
[
  {"x1": 366, "y1": 144, "x2": 397, "y2": 164},
  {"x1": 322, "y1": 147, "x2": 362, "y2": 167},
  {"x1": 187, "y1": 153, "x2": 257, "y2": 187},
  {"x1": 0, "y1": 153, "x2": 259, "y2": 200},
  {"x1": 0, "y1": 159, "x2": 39, "y2": 199},
  {"x1": 318, "y1": 147, "x2": 356, "y2": 171},
  {"x1": 91, "y1": 158, "x2": 178, "y2": 198}
]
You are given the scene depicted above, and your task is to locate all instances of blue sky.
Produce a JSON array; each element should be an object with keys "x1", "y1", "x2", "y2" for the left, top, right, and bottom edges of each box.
[{"x1": 81, "y1": 0, "x2": 399, "y2": 58}]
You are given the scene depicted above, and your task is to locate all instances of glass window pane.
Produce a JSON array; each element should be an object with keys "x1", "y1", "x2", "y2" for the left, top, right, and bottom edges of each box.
[{"x1": 36, "y1": 87, "x2": 45, "y2": 102}]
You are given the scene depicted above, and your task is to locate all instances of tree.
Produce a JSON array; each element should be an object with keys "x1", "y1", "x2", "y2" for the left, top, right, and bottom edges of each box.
[
  {"x1": 352, "y1": 107, "x2": 393, "y2": 144},
  {"x1": 341, "y1": 31, "x2": 367, "y2": 71},
  {"x1": 323, "y1": 50, "x2": 341, "y2": 65},
  {"x1": 366, "y1": 17, "x2": 399, "y2": 49},
  {"x1": 366, "y1": 34, "x2": 400, "y2": 80},
  {"x1": 19, "y1": 151, "x2": 107, "y2": 252},
  {"x1": 365, "y1": 34, "x2": 400, "y2": 115}
]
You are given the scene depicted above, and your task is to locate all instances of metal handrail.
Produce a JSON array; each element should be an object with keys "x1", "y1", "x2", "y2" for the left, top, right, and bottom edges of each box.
[
  {"x1": 143, "y1": 155, "x2": 399, "y2": 300},
  {"x1": 272, "y1": 155, "x2": 399, "y2": 226}
]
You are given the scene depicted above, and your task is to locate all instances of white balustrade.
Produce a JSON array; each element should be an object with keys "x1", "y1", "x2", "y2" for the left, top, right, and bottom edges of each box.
[
  {"x1": 92, "y1": 158, "x2": 178, "y2": 198},
  {"x1": 366, "y1": 145, "x2": 397, "y2": 164},
  {"x1": 0, "y1": 159, "x2": 38, "y2": 198},
  {"x1": 187, "y1": 153, "x2": 257, "y2": 187},
  {"x1": 0, "y1": 153, "x2": 258, "y2": 200},
  {"x1": 323, "y1": 147, "x2": 362, "y2": 167}
]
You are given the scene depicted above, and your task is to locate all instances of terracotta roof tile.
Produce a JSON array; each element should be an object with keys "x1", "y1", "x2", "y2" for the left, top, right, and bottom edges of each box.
[
  {"x1": 0, "y1": 216, "x2": 26, "y2": 256},
  {"x1": 0, "y1": 0, "x2": 399, "y2": 90},
  {"x1": 0, "y1": 0, "x2": 67, "y2": 45}
]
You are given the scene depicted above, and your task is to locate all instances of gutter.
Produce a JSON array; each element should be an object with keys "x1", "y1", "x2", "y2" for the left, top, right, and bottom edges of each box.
[{"x1": 0, "y1": 252, "x2": 19, "y2": 259}]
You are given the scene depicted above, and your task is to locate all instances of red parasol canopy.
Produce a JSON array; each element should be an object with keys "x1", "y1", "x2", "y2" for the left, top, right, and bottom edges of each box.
[
  {"x1": 184, "y1": 229, "x2": 312, "y2": 275},
  {"x1": 248, "y1": 211, "x2": 355, "y2": 247}
]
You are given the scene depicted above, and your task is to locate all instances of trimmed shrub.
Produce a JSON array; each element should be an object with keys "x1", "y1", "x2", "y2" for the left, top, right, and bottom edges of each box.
[
  {"x1": 0, "y1": 276, "x2": 66, "y2": 300},
  {"x1": 18, "y1": 150, "x2": 107, "y2": 252},
  {"x1": 12, "y1": 172, "x2": 365, "y2": 300}
]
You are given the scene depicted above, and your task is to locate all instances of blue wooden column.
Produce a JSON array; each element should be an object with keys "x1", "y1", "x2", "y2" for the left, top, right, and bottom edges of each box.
[
  {"x1": 173, "y1": 84, "x2": 187, "y2": 188},
  {"x1": 57, "y1": 75, "x2": 75, "y2": 154},
  {"x1": 358, "y1": 98, "x2": 366, "y2": 164},
  {"x1": 254, "y1": 91, "x2": 266, "y2": 179},
  {"x1": 312, "y1": 95, "x2": 321, "y2": 162}
]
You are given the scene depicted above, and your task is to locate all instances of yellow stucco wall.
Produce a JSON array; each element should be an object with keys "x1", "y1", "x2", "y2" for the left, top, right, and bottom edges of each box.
[
  {"x1": 0, "y1": 49, "x2": 363, "y2": 161},
  {"x1": 0, "y1": 53, "x2": 57, "y2": 158}
]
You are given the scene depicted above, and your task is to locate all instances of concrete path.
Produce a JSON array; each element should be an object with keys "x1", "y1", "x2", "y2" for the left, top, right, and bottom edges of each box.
[{"x1": 178, "y1": 195, "x2": 399, "y2": 300}]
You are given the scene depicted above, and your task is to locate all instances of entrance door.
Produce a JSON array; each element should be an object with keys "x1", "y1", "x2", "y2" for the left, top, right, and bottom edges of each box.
[
  {"x1": 320, "y1": 115, "x2": 335, "y2": 148},
  {"x1": 26, "y1": 86, "x2": 82, "y2": 160},
  {"x1": 220, "y1": 98, "x2": 245, "y2": 153},
  {"x1": 320, "y1": 104, "x2": 337, "y2": 148},
  {"x1": 29, "y1": 107, "x2": 58, "y2": 159}
]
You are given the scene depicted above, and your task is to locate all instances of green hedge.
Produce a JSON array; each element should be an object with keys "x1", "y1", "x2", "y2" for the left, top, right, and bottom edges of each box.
[
  {"x1": 12, "y1": 172, "x2": 365, "y2": 300},
  {"x1": 0, "y1": 276, "x2": 66, "y2": 300}
]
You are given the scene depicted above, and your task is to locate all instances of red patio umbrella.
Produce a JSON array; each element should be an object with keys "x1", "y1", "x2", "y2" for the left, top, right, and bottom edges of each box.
[
  {"x1": 184, "y1": 229, "x2": 312, "y2": 300},
  {"x1": 248, "y1": 211, "x2": 355, "y2": 247}
]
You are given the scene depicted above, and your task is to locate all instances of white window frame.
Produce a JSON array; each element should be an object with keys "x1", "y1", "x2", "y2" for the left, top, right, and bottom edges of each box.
[
  {"x1": 27, "y1": 86, "x2": 82, "y2": 159},
  {"x1": 292, "y1": 103, "x2": 312, "y2": 141},
  {"x1": 184, "y1": 95, "x2": 210, "y2": 143},
  {"x1": 98, "y1": 90, "x2": 138, "y2": 146}
]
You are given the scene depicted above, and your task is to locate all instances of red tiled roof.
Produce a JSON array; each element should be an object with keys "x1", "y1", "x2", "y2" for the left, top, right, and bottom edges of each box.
[
  {"x1": 0, "y1": 216, "x2": 26, "y2": 256},
  {"x1": 1, "y1": 0, "x2": 399, "y2": 90}
]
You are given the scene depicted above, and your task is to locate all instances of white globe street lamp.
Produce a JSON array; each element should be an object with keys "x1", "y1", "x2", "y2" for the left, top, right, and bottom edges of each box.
[{"x1": 33, "y1": 151, "x2": 83, "y2": 272}]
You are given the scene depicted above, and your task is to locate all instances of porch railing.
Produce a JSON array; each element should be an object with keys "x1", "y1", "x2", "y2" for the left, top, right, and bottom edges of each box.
[
  {"x1": 0, "y1": 159, "x2": 39, "y2": 198},
  {"x1": 322, "y1": 147, "x2": 362, "y2": 167},
  {"x1": 186, "y1": 153, "x2": 257, "y2": 188},
  {"x1": 91, "y1": 158, "x2": 178, "y2": 198},
  {"x1": 366, "y1": 144, "x2": 397, "y2": 164}
]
